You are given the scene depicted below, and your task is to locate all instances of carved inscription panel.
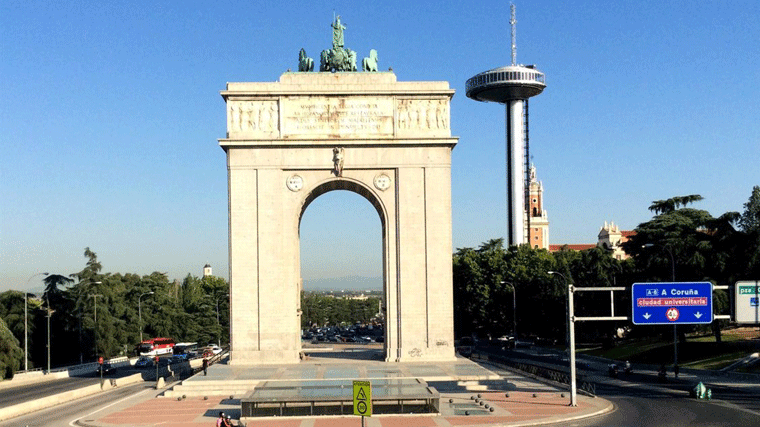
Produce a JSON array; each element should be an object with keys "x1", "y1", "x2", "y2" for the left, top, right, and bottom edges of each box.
[
  {"x1": 226, "y1": 96, "x2": 451, "y2": 139},
  {"x1": 281, "y1": 97, "x2": 394, "y2": 138}
]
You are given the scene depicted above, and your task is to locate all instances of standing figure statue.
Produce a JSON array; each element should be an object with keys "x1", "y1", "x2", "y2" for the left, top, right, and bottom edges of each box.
[
  {"x1": 331, "y1": 15, "x2": 346, "y2": 48},
  {"x1": 298, "y1": 49, "x2": 314, "y2": 72},
  {"x1": 333, "y1": 147, "x2": 345, "y2": 177}
]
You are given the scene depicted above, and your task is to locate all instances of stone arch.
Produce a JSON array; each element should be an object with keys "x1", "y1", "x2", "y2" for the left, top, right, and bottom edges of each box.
[
  {"x1": 298, "y1": 177, "x2": 387, "y2": 230},
  {"x1": 220, "y1": 72, "x2": 458, "y2": 364}
]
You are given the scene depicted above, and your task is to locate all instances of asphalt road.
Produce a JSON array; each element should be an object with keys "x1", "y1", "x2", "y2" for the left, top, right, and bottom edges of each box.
[
  {"x1": 0, "y1": 381, "x2": 154, "y2": 427},
  {"x1": 505, "y1": 346, "x2": 760, "y2": 426},
  {"x1": 0, "y1": 363, "x2": 189, "y2": 409}
]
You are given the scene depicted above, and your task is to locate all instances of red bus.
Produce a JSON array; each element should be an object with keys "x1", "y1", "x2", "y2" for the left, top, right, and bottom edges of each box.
[{"x1": 138, "y1": 337, "x2": 175, "y2": 356}]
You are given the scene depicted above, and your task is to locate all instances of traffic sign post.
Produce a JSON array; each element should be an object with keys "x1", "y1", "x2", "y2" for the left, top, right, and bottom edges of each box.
[
  {"x1": 735, "y1": 281, "x2": 760, "y2": 324},
  {"x1": 632, "y1": 282, "x2": 713, "y2": 325},
  {"x1": 353, "y1": 380, "x2": 372, "y2": 425}
]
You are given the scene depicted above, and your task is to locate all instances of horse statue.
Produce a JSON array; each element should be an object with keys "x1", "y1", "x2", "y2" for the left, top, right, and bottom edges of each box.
[
  {"x1": 320, "y1": 50, "x2": 330, "y2": 71},
  {"x1": 298, "y1": 48, "x2": 314, "y2": 72},
  {"x1": 362, "y1": 49, "x2": 378, "y2": 72}
]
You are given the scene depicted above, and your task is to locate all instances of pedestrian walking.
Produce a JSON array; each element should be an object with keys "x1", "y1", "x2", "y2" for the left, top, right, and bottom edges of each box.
[
  {"x1": 203, "y1": 357, "x2": 209, "y2": 376},
  {"x1": 216, "y1": 412, "x2": 225, "y2": 427}
]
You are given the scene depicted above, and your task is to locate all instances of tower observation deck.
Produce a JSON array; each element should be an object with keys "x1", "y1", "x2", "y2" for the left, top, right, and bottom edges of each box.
[{"x1": 465, "y1": 5, "x2": 546, "y2": 247}]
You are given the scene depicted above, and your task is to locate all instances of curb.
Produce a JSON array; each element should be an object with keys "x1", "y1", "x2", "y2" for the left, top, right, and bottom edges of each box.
[{"x1": 0, "y1": 373, "x2": 144, "y2": 422}]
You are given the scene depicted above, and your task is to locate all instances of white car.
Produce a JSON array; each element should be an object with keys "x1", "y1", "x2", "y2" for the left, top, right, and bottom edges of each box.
[{"x1": 204, "y1": 345, "x2": 223, "y2": 355}]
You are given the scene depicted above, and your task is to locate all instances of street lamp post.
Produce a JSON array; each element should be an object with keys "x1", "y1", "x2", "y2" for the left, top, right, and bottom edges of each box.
[
  {"x1": 45, "y1": 296, "x2": 52, "y2": 373},
  {"x1": 548, "y1": 271, "x2": 577, "y2": 407},
  {"x1": 215, "y1": 293, "x2": 229, "y2": 347},
  {"x1": 138, "y1": 291, "x2": 155, "y2": 343},
  {"x1": 642, "y1": 243, "x2": 679, "y2": 378},
  {"x1": 500, "y1": 281, "x2": 517, "y2": 340},
  {"x1": 89, "y1": 293, "x2": 103, "y2": 357},
  {"x1": 25, "y1": 272, "x2": 48, "y2": 372}
]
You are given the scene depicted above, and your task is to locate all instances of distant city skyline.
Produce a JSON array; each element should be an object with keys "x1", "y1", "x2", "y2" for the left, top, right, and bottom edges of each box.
[{"x1": 3, "y1": 1, "x2": 759, "y2": 292}]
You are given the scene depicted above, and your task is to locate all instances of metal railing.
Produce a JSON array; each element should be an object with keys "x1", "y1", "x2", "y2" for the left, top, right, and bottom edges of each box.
[{"x1": 472, "y1": 349, "x2": 596, "y2": 397}]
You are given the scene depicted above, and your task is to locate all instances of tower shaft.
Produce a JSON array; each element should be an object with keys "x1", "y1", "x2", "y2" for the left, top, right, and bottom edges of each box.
[{"x1": 506, "y1": 100, "x2": 526, "y2": 246}]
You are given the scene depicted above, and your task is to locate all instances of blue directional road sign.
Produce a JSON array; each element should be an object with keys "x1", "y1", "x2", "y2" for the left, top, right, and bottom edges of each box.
[{"x1": 632, "y1": 282, "x2": 713, "y2": 325}]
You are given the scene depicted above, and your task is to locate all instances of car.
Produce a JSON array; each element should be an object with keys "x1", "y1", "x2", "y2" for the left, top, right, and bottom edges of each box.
[
  {"x1": 203, "y1": 345, "x2": 223, "y2": 356},
  {"x1": 170, "y1": 355, "x2": 189, "y2": 364},
  {"x1": 96, "y1": 361, "x2": 116, "y2": 375},
  {"x1": 134, "y1": 356, "x2": 153, "y2": 368}
]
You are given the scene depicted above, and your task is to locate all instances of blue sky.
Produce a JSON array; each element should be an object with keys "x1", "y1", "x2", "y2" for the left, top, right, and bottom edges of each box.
[{"x1": 2, "y1": 1, "x2": 758, "y2": 292}]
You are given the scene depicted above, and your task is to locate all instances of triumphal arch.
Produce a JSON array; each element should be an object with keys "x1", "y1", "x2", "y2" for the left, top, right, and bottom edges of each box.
[{"x1": 220, "y1": 19, "x2": 458, "y2": 364}]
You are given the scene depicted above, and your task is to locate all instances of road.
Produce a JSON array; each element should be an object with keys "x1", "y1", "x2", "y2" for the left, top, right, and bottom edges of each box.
[
  {"x1": 504, "y1": 346, "x2": 760, "y2": 426},
  {"x1": 0, "y1": 381, "x2": 155, "y2": 427},
  {"x1": 0, "y1": 366, "x2": 149, "y2": 409}
]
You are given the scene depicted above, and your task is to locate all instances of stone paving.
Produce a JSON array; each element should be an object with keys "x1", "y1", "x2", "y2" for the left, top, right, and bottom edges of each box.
[{"x1": 78, "y1": 356, "x2": 613, "y2": 427}]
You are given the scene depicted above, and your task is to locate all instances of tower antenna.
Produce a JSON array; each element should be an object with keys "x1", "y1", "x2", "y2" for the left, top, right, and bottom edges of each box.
[{"x1": 510, "y1": 3, "x2": 517, "y2": 66}]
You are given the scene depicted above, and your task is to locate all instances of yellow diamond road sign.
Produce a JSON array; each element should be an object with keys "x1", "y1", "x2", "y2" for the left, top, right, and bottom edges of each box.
[{"x1": 353, "y1": 380, "x2": 372, "y2": 417}]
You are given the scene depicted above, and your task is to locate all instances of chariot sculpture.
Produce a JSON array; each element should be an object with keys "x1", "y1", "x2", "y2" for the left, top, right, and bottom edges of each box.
[{"x1": 297, "y1": 15, "x2": 379, "y2": 73}]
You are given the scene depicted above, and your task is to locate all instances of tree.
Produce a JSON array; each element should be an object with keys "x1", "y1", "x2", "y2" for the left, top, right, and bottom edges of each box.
[
  {"x1": 42, "y1": 274, "x2": 73, "y2": 309},
  {"x1": 739, "y1": 186, "x2": 760, "y2": 278},
  {"x1": 739, "y1": 185, "x2": 760, "y2": 234},
  {"x1": 0, "y1": 317, "x2": 23, "y2": 379},
  {"x1": 624, "y1": 195, "x2": 741, "y2": 342}
]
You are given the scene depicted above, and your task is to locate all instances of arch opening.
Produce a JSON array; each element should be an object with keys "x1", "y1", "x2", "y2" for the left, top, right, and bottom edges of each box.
[{"x1": 297, "y1": 180, "x2": 387, "y2": 361}]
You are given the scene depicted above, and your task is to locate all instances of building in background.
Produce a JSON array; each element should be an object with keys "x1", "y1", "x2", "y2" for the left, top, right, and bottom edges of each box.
[
  {"x1": 203, "y1": 264, "x2": 212, "y2": 277},
  {"x1": 526, "y1": 165, "x2": 549, "y2": 249},
  {"x1": 549, "y1": 221, "x2": 635, "y2": 259},
  {"x1": 597, "y1": 221, "x2": 634, "y2": 260}
]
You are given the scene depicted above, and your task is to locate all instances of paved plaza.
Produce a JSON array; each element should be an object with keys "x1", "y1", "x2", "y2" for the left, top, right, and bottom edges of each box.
[{"x1": 79, "y1": 353, "x2": 612, "y2": 427}]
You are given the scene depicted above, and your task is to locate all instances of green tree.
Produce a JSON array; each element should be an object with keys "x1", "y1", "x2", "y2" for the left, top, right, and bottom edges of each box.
[
  {"x1": 624, "y1": 195, "x2": 740, "y2": 341},
  {"x1": 739, "y1": 185, "x2": 760, "y2": 234},
  {"x1": 0, "y1": 317, "x2": 23, "y2": 379},
  {"x1": 739, "y1": 186, "x2": 760, "y2": 278}
]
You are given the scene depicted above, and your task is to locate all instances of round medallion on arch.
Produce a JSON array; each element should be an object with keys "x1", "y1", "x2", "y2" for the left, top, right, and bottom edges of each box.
[
  {"x1": 286, "y1": 174, "x2": 304, "y2": 192},
  {"x1": 373, "y1": 173, "x2": 392, "y2": 191}
]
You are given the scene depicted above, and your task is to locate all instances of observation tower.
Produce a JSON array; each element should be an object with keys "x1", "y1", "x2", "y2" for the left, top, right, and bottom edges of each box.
[{"x1": 466, "y1": 4, "x2": 546, "y2": 247}]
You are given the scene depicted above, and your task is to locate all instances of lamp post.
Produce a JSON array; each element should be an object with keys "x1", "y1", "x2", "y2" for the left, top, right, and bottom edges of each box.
[
  {"x1": 25, "y1": 272, "x2": 48, "y2": 372},
  {"x1": 45, "y1": 296, "x2": 52, "y2": 373},
  {"x1": 500, "y1": 281, "x2": 517, "y2": 341},
  {"x1": 642, "y1": 243, "x2": 679, "y2": 378},
  {"x1": 89, "y1": 292, "x2": 103, "y2": 357},
  {"x1": 215, "y1": 293, "x2": 229, "y2": 347},
  {"x1": 75, "y1": 281, "x2": 102, "y2": 364},
  {"x1": 548, "y1": 271, "x2": 577, "y2": 407},
  {"x1": 138, "y1": 291, "x2": 155, "y2": 343}
]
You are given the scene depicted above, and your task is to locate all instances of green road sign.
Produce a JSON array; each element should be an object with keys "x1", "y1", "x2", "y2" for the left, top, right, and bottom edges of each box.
[{"x1": 353, "y1": 380, "x2": 372, "y2": 417}]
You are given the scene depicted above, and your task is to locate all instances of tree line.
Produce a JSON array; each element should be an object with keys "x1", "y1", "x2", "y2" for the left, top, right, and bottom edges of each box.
[
  {"x1": 0, "y1": 248, "x2": 229, "y2": 378},
  {"x1": 453, "y1": 189, "x2": 760, "y2": 345}
]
